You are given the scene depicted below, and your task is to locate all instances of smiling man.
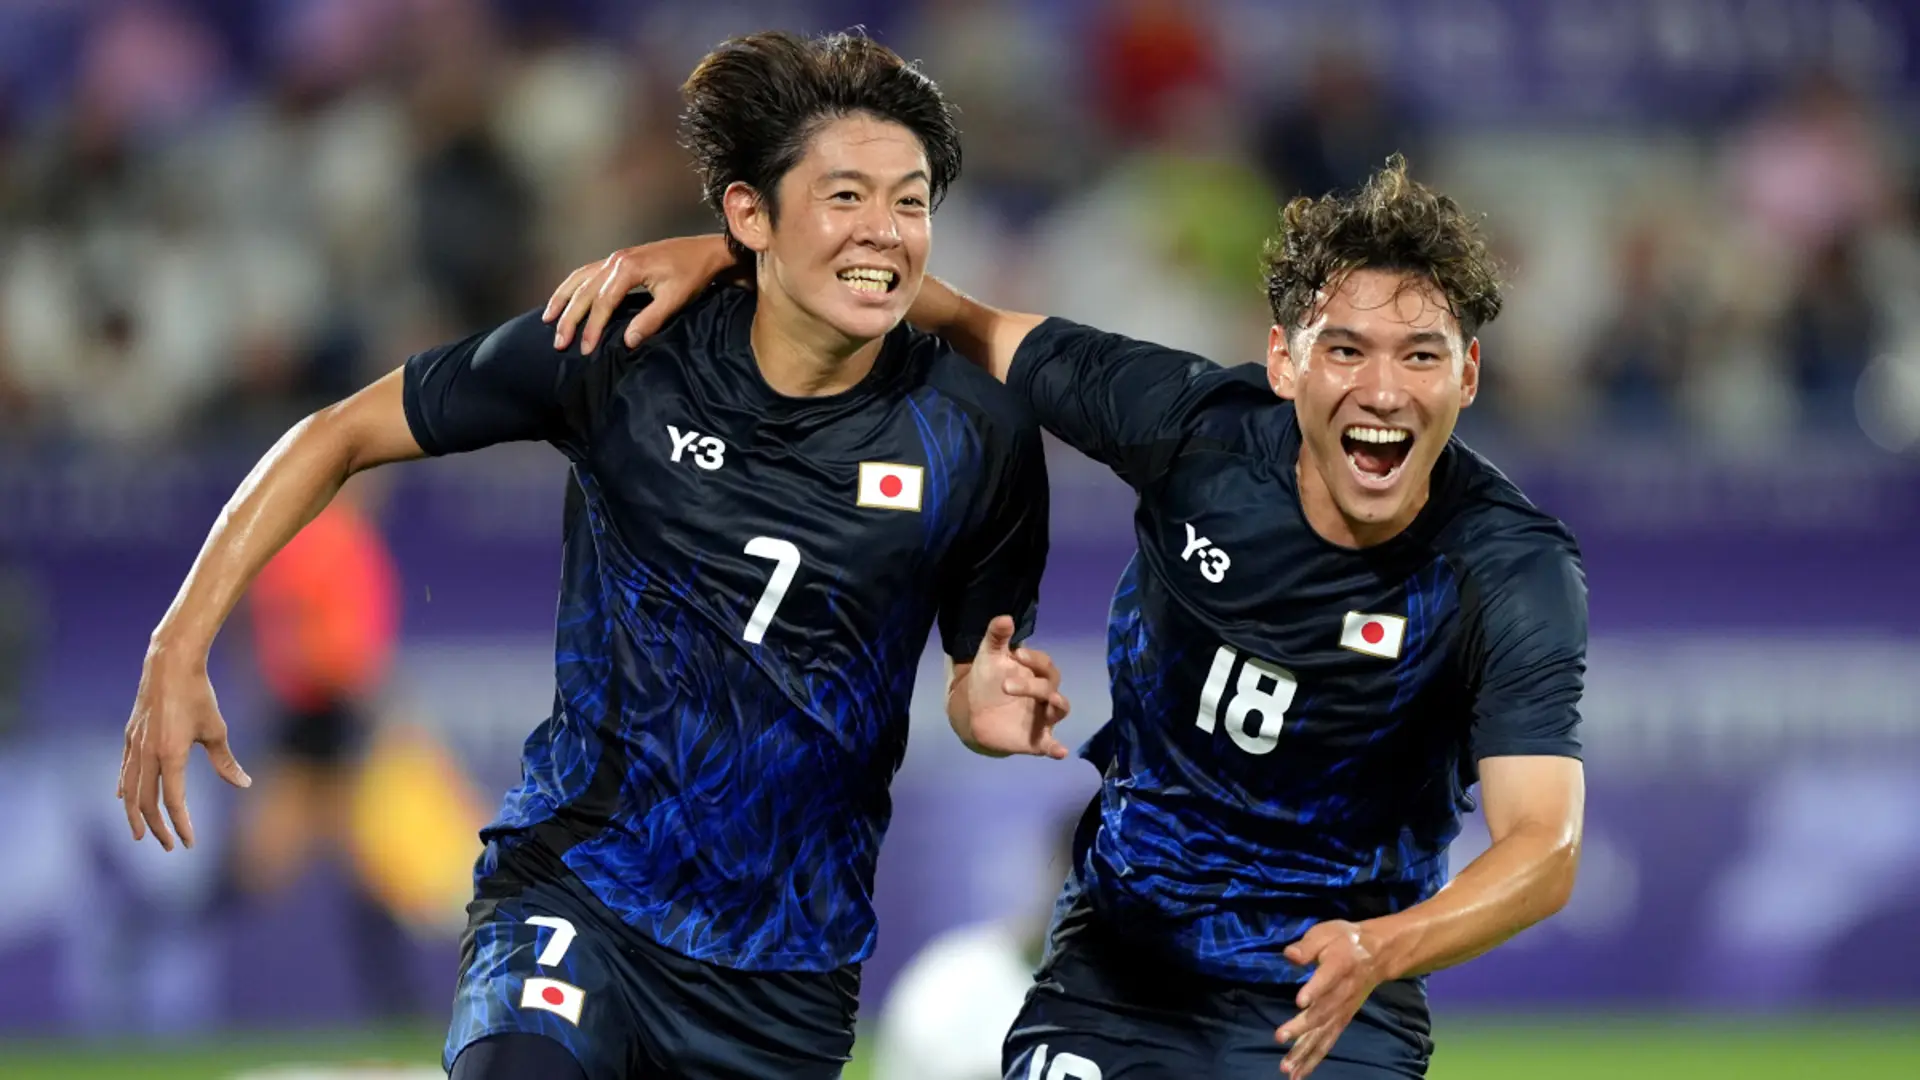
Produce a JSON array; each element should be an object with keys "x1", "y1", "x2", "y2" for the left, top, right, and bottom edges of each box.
[
  {"x1": 549, "y1": 154, "x2": 1589, "y2": 1080},
  {"x1": 116, "y1": 30, "x2": 1067, "y2": 1080}
]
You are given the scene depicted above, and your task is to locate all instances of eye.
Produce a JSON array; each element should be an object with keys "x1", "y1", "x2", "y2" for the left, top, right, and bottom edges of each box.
[
  {"x1": 898, "y1": 195, "x2": 927, "y2": 209},
  {"x1": 1408, "y1": 351, "x2": 1441, "y2": 364},
  {"x1": 1328, "y1": 346, "x2": 1362, "y2": 359},
  {"x1": 830, "y1": 190, "x2": 860, "y2": 203}
]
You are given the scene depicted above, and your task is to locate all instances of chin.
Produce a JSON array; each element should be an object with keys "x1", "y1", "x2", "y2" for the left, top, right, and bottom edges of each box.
[{"x1": 822, "y1": 300, "x2": 906, "y2": 342}]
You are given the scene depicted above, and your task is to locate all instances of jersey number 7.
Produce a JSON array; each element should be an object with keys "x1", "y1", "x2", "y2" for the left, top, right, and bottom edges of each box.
[
  {"x1": 1195, "y1": 645, "x2": 1297, "y2": 755},
  {"x1": 742, "y1": 536, "x2": 802, "y2": 644}
]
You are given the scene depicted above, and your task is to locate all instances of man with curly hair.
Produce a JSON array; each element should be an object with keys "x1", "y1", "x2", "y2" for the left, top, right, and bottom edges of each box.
[{"x1": 550, "y1": 154, "x2": 1588, "y2": 1080}]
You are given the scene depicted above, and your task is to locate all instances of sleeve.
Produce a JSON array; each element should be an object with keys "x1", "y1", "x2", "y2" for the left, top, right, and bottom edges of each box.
[
  {"x1": 1462, "y1": 539, "x2": 1589, "y2": 761},
  {"x1": 402, "y1": 306, "x2": 625, "y2": 459},
  {"x1": 937, "y1": 414, "x2": 1050, "y2": 661},
  {"x1": 1005, "y1": 317, "x2": 1225, "y2": 489}
]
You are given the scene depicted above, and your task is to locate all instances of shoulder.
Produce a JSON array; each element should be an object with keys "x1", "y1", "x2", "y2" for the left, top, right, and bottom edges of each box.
[
  {"x1": 1435, "y1": 445, "x2": 1586, "y2": 615},
  {"x1": 1186, "y1": 364, "x2": 1288, "y2": 441},
  {"x1": 917, "y1": 329, "x2": 1042, "y2": 444},
  {"x1": 617, "y1": 285, "x2": 733, "y2": 364}
]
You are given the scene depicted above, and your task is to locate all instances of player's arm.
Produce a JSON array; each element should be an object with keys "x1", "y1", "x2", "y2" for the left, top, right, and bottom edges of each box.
[
  {"x1": 1357, "y1": 543, "x2": 1590, "y2": 980},
  {"x1": 1276, "y1": 541, "x2": 1587, "y2": 1079},
  {"x1": 540, "y1": 234, "x2": 1045, "y2": 378},
  {"x1": 936, "y1": 407, "x2": 1067, "y2": 759},
  {"x1": 121, "y1": 311, "x2": 607, "y2": 852},
  {"x1": 543, "y1": 241, "x2": 1208, "y2": 489},
  {"x1": 1364, "y1": 756, "x2": 1583, "y2": 978}
]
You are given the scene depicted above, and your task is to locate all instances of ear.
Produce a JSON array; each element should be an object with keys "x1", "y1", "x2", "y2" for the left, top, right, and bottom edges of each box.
[
  {"x1": 1267, "y1": 325, "x2": 1299, "y2": 400},
  {"x1": 1459, "y1": 337, "x2": 1481, "y2": 409},
  {"x1": 722, "y1": 181, "x2": 772, "y2": 255}
]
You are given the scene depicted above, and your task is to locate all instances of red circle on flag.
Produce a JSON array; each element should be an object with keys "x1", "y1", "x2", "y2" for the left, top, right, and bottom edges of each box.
[
  {"x1": 1361, "y1": 621, "x2": 1385, "y2": 645},
  {"x1": 879, "y1": 474, "x2": 904, "y2": 498},
  {"x1": 542, "y1": 986, "x2": 566, "y2": 1006}
]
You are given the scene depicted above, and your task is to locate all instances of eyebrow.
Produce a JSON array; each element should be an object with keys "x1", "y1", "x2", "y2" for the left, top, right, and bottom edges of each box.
[
  {"x1": 1318, "y1": 326, "x2": 1453, "y2": 350},
  {"x1": 819, "y1": 169, "x2": 931, "y2": 188}
]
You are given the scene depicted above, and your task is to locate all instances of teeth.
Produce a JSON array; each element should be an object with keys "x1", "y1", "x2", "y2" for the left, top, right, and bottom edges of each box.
[
  {"x1": 1343, "y1": 426, "x2": 1409, "y2": 444},
  {"x1": 838, "y1": 268, "x2": 895, "y2": 293}
]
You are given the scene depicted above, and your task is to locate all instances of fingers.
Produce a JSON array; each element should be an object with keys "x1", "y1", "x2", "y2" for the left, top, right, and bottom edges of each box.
[
  {"x1": 980, "y1": 616, "x2": 1015, "y2": 656},
  {"x1": 116, "y1": 726, "x2": 133, "y2": 802},
  {"x1": 1000, "y1": 670, "x2": 1058, "y2": 703},
  {"x1": 1013, "y1": 646, "x2": 1059, "y2": 684},
  {"x1": 543, "y1": 263, "x2": 597, "y2": 326},
  {"x1": 122, "y1": 740, "x2": 146, "y2": 842},
  {"x1": 1281, "y1": 1022, "x2": 1336, "y2": 1079},
  {"x1": 161, "y1": 750, "x2": 193, "y2": 849},
  {"x1": 625, "y1": 305, "x2": 666, "y2": 348},
  {"x1": 580, "y1": 260, "x2": 639, "y2": 354},
  {"x1": 553, "y1": 257, "x2": 616, "y2": 349},
  {"x1": 206, "y1": 732, "x2": 252, "y2": 790},
  {"x1": 136, "y1": 749, "x2": 173, "y2": 851}
]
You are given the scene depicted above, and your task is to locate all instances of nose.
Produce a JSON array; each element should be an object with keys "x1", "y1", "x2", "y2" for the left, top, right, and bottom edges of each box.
[
  {"x1": 852, "y1": 200, "x2": 902, "y2": 250},
  {"x1": 1354, "y1": 354, "x2": 1408, "y2": 414}
]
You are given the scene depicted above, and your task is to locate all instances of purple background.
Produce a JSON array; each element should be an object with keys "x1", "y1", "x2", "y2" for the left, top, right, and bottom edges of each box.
[{"x1": 1, "y1": 437, "x2": 1917, "y2": 1034}]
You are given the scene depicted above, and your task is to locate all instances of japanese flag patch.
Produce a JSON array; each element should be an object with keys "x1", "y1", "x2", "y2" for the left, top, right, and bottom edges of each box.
[
  {"x1": 1339, "y1": 611, "x2": 1407, "y2": 659},
  {"x1": 521, "y1": 976, "x2": 586, "y2": 1025},
  {"x1": 857, "y1": 462, "x2": 923, "y2": 511}
]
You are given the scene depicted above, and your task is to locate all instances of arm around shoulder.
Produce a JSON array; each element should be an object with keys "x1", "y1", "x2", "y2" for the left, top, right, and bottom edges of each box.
[{"x1": 909, "y1": 276, "x2": 1045, "y2": 383}]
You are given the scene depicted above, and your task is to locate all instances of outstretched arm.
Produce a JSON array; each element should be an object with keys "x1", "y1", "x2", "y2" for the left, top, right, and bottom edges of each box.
[
  {"x1": 901, "y1": 276, "x2": 1044, "y2": 384},
  {"x1": 542, "y1": 235, "x2": 1045, "y2": 383},
  {"x1": 126, "y1": 306, "x2": 609, "y2": 853},
  {"x1": 122, "y1": 372, "x2": 425, "y2": 850}
]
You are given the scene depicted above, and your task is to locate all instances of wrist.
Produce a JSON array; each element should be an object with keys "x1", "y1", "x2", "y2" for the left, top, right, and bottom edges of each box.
[
  {"x1": 1357, "y1": 914, "x2": 1416, "y2": 983},
  {"x1": 146, "y1": 630, "x2": 210, "y2": 675}
]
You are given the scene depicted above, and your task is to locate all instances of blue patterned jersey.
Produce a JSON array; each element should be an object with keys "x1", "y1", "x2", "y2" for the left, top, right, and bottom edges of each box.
[
  {"x1": 403, "y1": 287, "x2": 1048, "y2": 971},
  {"x1": 1008, "y1": 318, "x2": 1585, "y2": 990}
]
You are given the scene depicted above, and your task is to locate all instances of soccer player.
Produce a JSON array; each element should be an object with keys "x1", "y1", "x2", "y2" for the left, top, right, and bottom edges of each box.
[
  {"x1": 548, "y1": 155, "x2": 1589, "y2": 1080},
  {"x1": 117, "y1": 30, "x2": 1069, "y2": 1080}
]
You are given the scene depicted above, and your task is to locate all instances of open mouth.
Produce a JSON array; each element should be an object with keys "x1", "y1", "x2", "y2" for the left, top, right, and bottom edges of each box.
[
  {"x1": 1340, "y1": 425, "x2": 1413, "y2": 489},
  {"x1": 837, "y1": 267, "x2": 899, "y2": 295}
]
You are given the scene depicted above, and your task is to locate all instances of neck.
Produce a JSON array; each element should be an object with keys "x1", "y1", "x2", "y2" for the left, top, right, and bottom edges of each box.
[
  {"x1": 749, "y1": 284, "x2": 885, "y2": 398},
  {"x1": 1294, "y1": 442, "x2": 1429, "y2": 549}
]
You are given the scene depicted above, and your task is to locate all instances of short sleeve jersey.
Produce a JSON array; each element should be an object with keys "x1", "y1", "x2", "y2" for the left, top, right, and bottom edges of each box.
[
  {"x1": 404, "y1": 287, "x2": 1049, "y2": 971},
  {"x1": 1008, "y1": 318, "x2": 1585, "y2": 985}
]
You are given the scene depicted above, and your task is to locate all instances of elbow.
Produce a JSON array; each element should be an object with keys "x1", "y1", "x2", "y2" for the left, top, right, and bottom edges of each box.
[{"x1": 1536, "y1": 835, "x2": 1582, "y2": 919}]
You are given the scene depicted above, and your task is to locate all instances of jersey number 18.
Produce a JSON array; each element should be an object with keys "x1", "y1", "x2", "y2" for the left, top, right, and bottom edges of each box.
[{"x1": 1195, "y1": 644, "x2": 1298, "y2": 755}]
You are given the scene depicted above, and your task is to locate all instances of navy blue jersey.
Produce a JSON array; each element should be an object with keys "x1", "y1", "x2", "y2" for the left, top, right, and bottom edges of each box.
[
  {"x1": 403, "y1": 286, "x2": 1049, "y2": 971},
  {"x1": 1007, "y1": 319, "x2": 1585, "y2": 988}
]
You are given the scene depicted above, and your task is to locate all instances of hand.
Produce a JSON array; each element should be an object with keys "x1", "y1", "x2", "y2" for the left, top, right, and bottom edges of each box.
[
  {"x1": 117, "y1": 652, "x2": 252, "y2": 851},
  {"x1": 1275, "y1": 920, "x2": 1384, "y2": 1079},
  {"x1": 543, "y1": 235, "x2": 738, "y2": 354},
  {"x1": 963, "y1": 616, "x2": 1071, "y2": 758}
]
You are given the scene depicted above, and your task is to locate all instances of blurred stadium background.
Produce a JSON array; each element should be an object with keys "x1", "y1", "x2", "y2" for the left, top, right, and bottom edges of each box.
[{"x1": 2, "y1": 0, "x2": 1919, "y2": 1077}]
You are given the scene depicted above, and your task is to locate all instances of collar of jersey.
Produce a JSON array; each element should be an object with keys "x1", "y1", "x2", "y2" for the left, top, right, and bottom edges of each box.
[{"x1": 722, "y1": 288, "x2": 907, "y2": 414}]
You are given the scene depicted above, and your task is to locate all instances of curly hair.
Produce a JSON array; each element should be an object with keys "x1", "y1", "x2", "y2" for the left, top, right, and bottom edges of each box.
[
  {"x1": 1261, "y1": 154, "x2": 1503, "y2": 343},
  {"x1": 680, "y1": 30, "x2": 962, "y2": 261}
]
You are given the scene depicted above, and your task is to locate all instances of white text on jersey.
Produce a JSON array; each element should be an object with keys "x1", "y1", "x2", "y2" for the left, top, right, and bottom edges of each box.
[
  {"x1": 1181, "y1": 523, "x2": 1232, "y2": 583},
  {"x1": 667, "y1": 425, "x2": 727, "y2": 471}
]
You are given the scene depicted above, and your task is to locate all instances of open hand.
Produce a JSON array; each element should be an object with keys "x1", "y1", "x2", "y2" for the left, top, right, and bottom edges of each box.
[
  {"x1": 117, "y1": 655, "x2": 251, "y2": 851},
  {"x1": 963, "y1": 616, "x2": 1070, "y2": 758},
  {"x1": 544, "y1": 235, "x2": 737, "y2": 354},
  {"x1": 1275, "y1": 920, "x2": 1383, "y2": 1078}
]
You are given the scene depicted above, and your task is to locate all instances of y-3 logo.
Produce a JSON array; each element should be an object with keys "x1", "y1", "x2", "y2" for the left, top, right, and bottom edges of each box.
[
  {"x1": 1181, "y1": 523, "x2": 1231, "y2": 583},
  {"x1": 667, "y1": 425, "x2": 726, "y2": 471}
]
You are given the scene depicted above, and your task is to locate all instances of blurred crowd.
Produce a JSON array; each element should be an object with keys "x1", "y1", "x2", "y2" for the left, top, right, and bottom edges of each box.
[{"x1": 1, "y1": 0, "x2": 1917, "y2": 455}]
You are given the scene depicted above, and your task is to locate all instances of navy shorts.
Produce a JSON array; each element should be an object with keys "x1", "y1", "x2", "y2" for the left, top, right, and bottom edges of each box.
[
  {"x1": 444, "y1": 838, "x2": 860, "y2": 1080},
  {"x1": 1003, "y1": 901, "x2": 1432, "y2": 1079}
]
